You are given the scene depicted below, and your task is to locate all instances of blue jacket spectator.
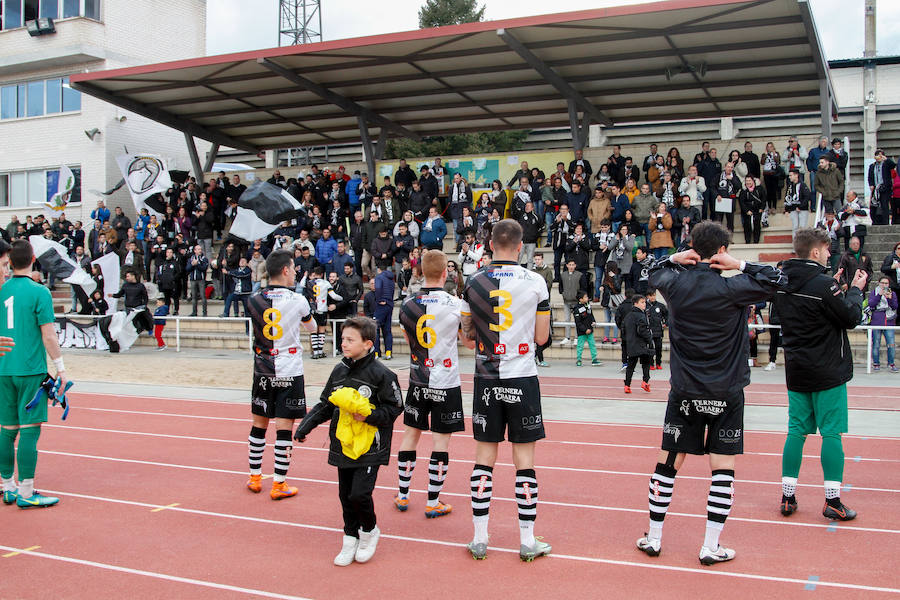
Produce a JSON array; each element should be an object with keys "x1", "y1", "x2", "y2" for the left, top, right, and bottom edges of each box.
[
  {"x1": 374, "y1": 268, "x2": 395, "y2": 305},
  {"x1": 420, "y1": 213, "x2": 447, "y2": 250},
  {"x1": 332, "y1": 247, "x2": 354, "y2": 275},
  {"x1": 315, "y1": 234, "x2": 338, "y2": 268},
  {"x1": 565, "y1": 186, "x2": 589, "y2": 224},
  {"x1": 806, "y1": 138, "x2": 831, "y2": 174},
  {"x1": 611, "y1": 193, "x2": 631, "y2": 223},
  {"x1": 91, "y1": 204, "x2": 110, "y2": 224},
  {"x1": 135, "y1": 213, "x2": 150, "y2": 242},
  {"x1": 346, "y1": 173, "x2": 362, "y2": 207},
  {"x1": 153, "y1": 303, "x2": 169, "y2": 326}
]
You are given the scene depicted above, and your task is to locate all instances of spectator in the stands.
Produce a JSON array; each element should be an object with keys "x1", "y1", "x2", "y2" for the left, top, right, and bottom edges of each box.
[
  {"x1": 869, "y1": 149, "x2": 897, "y2": 225},
  {"x1": 419, "y1": 205, "x2": 446, "y2": 251},
  {"x1": 784, "y1": 168, "x2": 811, "y2": 237},
  {"x1": 761, "y1": 142, "x2": 783, "y2": 211},
  {"x1": 315, "y1": 227, "x2": 338, "y2": 273},
  {"x1": 837, "y1": 236, "x2": 873, "y2": 291},
  {"x1": 648, "y1": 202, "x2": 674, "y2": 260},
  {"x1": 678, "y1": 165, "x2": 707, "y2": 217},
  {"x1": 806, "y1": 136, "x2": 831, "y2": 194},
  {"x1": 880, "y1": 242, "x2": 900, "y2": 294},
  {"x1": 91, "y1": 199, "x2": 110, "y2": 224},
  {"x1": 815, "y1": 157, "x2": 844, "y2": 214},
  {"x1": 783, "y1": 136, "x2": 808, "y2": 183},
  {"x1": 587, "y1": 188, "x2": 612, "y2": 234},
  {"x1": 741, "y1": 141, "x2": 761, "y2": 179},
  {"x1": 839, "y1": 190, "x2": 868, "y2": 250},
  {"x1": 869, "y1": 276, "x2": 898, "y2": 372},
  {"x1": 738, "y1": 176, "x2": 766, "y2": 244},
  {"x1": 568, "y1": 149, "x2": 592, "y2": 180}
]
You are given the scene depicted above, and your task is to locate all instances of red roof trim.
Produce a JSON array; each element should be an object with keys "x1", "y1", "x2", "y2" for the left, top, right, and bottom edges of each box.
[{"x1": 71, "y1": 0, "x2": 752, "y2": 84}]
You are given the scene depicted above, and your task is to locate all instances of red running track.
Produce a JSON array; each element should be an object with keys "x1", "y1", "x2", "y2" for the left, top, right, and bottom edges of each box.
[{"x1": 1, "y1": 392, "x2": 899, "y2": 599}]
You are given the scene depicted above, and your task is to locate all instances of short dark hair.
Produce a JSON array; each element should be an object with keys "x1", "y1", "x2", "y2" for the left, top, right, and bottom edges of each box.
[
  {"x1": 578, "y1": 289, "x2": 590, "y2": 301},
  {"x1": 793, "y1": 227, "x2": 830, "y2": 258},
  {"x1": 0, "y1": 239, "x2": 9, "y2": 258},
  {"x1": 490, "y1": 219, "x2": 523, "y2": 251},
  {"x1": 690, "y1": 221, "x2": 730, "y2": 259},
  {"x1": 312, "y1": 266, "x2": 324, "y2": 276},
  {"x1": 343, "y1": 316, "x2": 377, "y2": 342},
  {"x1": 630, "y1": 293, "x2": 645, "y2": 305},
  {"x1": 265, "y1": 249, "x2": 293, "y2": 279},
  {"x1": 9, "y1": 239, "x2": 33, "y2": 270},
  {"x1": 636, "y1": 246, "x2": 649, "y2": 256},
  {"x1": 647, "y1": 287, "x2": 657, "y2": 296}
]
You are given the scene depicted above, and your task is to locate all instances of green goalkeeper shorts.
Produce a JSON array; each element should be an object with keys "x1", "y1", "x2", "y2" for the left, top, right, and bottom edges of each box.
[
  {"x1": 787, "y1": 384, "x2": 848, "y2": 437},
  {"x1": 0, "y1": 374, "x2": 48, "y2": 426}
]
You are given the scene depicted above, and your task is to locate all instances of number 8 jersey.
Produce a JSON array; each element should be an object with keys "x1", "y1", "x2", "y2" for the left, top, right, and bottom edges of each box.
[
  {"x1": 247, "y1": 285, "x2": 313, "y2": 377},
  {"x1": 400, "y1": 287, "x2": 464, "y2": 389},
  {"x1": 460, "y1": 260, "x2": 551, "y2": 379}
]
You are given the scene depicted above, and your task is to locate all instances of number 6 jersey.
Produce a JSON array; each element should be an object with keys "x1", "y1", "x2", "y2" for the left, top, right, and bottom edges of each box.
[
  {"x1": 400, "y1": 287, "x2": 464, "y2": 389},
  {"x1": 460, "y1": 260, "x2": 551, "y2": 379},
  {"x1": 247, "y1": 285, "x2": 313, "y2": 377}
]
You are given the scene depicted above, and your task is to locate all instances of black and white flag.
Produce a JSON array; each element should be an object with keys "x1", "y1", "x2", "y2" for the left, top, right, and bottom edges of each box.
[
  {"x1": 116, "y1": 154, "x2": 172, "y2": 217},
  {"x1": 228, "y1": 181, "x2": 301, "y2": 242},
  {"x1": 29, "y1": 235, "x2": 96, "y2": 295}
]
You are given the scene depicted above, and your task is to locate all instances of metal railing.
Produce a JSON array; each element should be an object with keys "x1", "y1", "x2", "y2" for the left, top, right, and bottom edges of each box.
[{"x1": 54, "y1": 313, "x2": 252, "y2": 353}]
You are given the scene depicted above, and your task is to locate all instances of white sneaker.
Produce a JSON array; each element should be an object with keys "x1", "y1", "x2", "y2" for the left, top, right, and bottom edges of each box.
[
  {"x1": 636, "y1": 534, "x2": 661, "y2": 557},
  {"x1": 699, "y1": 544, "x2": 736, "y2": 565},
  {"x1": 355, "y1": 525, "x2": 380, "y2": 563},
  {"x1": 559, "y1": 337, "x2": 570, "y2": 346},
  {"x1": 764, "y1": 362, "x2": 776, "y2": 371},
  {"x1": 334, "y1": 535, "x2": 359, "y2": 566}
]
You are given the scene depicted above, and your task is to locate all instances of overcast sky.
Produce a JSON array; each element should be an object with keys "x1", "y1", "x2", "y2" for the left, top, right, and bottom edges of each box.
[{"x1": 207, "y1": 0, "x2": 900, "y2": 60}]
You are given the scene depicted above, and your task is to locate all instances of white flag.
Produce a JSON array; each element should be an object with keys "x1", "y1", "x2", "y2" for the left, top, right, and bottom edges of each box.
[
  {"x1": 115, "y1": 154, "x2": 172, "y2": 217},
  {"x1": 91, "y1": 251, "x2": 120, "y2": 314},
  {"x1": 29, "y1": 235, "x2": 96, "y2": 296},
  {"x1": 39, "y1": 165, "x2": 80, "y2": 220}
]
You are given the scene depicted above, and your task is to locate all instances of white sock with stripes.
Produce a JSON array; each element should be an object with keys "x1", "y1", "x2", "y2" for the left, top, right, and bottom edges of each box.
[
  {"x1": 397, "y1": 450, "x2": 416, "y2": 500},
  {"x1": 648, "y1": 463, "x2": 677, "y2": 542},
  {"x1": 248, "y1": 426, "x2": 266, "y2": 476},
  {"x1": 704, "y1": 469, "x2": 735, "y2": 550},
  {"x1": 427, "y1": 452, "x2": 449, "y2": 508},
  {"x1": 471, "y1": 464, "x2": 493, "y2": 544},
  {"x1": 516, "y1": 469, "x2": 538, "y2": 547},
  {"x1": 273, "y1": 430, "x2": 293, "y2": 483}
]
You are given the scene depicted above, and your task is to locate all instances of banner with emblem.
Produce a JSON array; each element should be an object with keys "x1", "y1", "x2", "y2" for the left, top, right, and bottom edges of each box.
[
  {"x1": 39, "y1": 165, "x2": 80, "y2": 220},
  {"x1": 115, "y1": 153, "x2": 172, "y2": 217}
]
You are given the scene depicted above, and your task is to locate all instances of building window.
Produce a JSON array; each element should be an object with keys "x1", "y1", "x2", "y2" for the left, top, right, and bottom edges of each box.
[
  {"x1": 2, "y1": 0, "x2": 99, "y2": 29},
  {"x1": 0, "y1": 166, "x2": 80, "y2": 209},
  {"x1": 1, "y1": 76, "x2": 80, "y2": 120}
]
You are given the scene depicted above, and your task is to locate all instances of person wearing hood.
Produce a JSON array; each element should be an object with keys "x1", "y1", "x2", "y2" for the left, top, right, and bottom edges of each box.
[
  {"x1": 373, "y1": 267, "x2": 395, "y2": 359},
  {"x1": 774, "y1": 227, "x2": 867, "y2": 523}
]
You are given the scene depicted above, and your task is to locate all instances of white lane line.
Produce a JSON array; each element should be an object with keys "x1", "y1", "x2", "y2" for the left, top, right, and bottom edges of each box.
[
  {"x1": 26, "y1": 489, "x2": 900, "y2": 595},
  {"x1": 70, "y1": 399, "x2": 900, "y2": 440},
  {"x1": 0, "y1": 544, "x2": 313, "y2": 600},
  {"x1": 38, "y1": 451, "x2": 900, "y2": 535},
  {"x1": 66, "y1": 409, "x2": 900, "y2": 463},
  {"x1": 44, "y1": 424, "x2": 900, "y2": 494}
]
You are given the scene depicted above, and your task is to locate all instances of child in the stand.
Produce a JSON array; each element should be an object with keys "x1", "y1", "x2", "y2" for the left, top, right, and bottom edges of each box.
[
  {"x1": 622, "y1": 294, "x2": 653, "y2": 393},
  {"x1": 574, "y1": 290, "x2": 602, "y2": 367}
]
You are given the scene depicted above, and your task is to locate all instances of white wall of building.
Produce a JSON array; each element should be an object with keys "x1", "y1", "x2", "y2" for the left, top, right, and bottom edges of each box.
[
  {"x1": 0, "y1": 1, "x2": 209, "y2": 229},
  {"x1": 831, "y1": 64, "x2": 900, "y2": 108}
]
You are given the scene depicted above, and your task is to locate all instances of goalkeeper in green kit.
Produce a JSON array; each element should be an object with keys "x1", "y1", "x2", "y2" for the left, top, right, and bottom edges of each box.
[{"x1": 0, "y1": 239, "x2": 68, "y2": 508}]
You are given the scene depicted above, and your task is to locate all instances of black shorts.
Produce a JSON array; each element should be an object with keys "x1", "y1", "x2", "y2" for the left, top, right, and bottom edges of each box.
[
  {"x1": 471, "y1": 376, "x2": 545, "y2": 443},
  {"x1": 661, "y1": 390, "x2": 744, "y2": 455},
  {"x1": 312, "y1": 312, "x2": 327, "y2": 327},
  {"x1": 404, "y1": 385, "x2": 465, "y2": 434},
  {"x1": 251, "y1": 374, "x2": 307, "y2": 420}
]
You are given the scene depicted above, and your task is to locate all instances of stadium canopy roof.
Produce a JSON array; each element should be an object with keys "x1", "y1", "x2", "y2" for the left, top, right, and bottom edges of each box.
[{"x1": 70, "y1": 0, "x2": 834, "y2": 175}]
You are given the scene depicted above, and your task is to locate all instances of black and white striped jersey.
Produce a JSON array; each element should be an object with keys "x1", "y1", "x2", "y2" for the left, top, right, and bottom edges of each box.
[
  {"x1": 399, "y1": 287, "x2": 463, "y2": 389},
  {"x1": 460, "y1": 260, "x2": 551, "y2": 379},
  {"x1": 247, "y1": 285, "x2": 313, "y2": 377}
]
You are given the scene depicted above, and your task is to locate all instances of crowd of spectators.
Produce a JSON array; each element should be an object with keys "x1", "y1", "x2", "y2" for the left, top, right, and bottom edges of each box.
[{"x1": 3, "y1": 140, "x2": 900, "y2": 361}]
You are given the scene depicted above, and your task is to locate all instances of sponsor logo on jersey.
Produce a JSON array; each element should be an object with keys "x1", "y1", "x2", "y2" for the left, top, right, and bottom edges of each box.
[
  {"x1": 404, "y1": 405, "x2": 420, "y2": 421},
  {"x1": 257, "y1": 377, "x2": 268, "y2": 391},
  {"x1": 521, "y1": 414, "x2": 542, "y2": 429},
  {"x1": 494, "y1": 343, "x2": 506, "y2": 355},
  {"x1": 288, "y1": 348, "x2": 298, "y2": 354},
  {"x1": 679, "y1": 400, "x2": 691, "y2": 416},
  {"x1": 412, "y1": 355, "x2": 418, "y2": 363},
  {"x1": 691, "y1": 399, "x2": 727, "y2": 416},
  {"x1": 443, "y1": 358, "x2": 452, "y2": 368},
  {"x1": 478, "y1": 343, "x2": 484, "y2": 352},
  {"x1": 270, "y1": 377, "x2": 293, "y2": 388},
  {"x1": 358, "y1": 385, "x2": 372, "y2": 399},
  {"x1": 663, "y1": 422, "x2": 682, "y2": 443},
  {"x1": 718, "y1": 428, "x2": 742, "y2": 443},
  {"x1": 481, "y1": 387, "x2": 492, "y2": 407},
  {"x1": 284, "y1": 397, "x2": 305, "y2": 408},
  {"x1": 441, "y1": 411, "x2": 462, "y2": 422},
  {"x1": 421, "y1": 387, "x2": 447, "y2": 403},
  {"x1": 424, "y1": 358, "x2": 434, "y2": 367},
  {"x1": 518, "y1": 343, "x2": 529, "y2": 355}
]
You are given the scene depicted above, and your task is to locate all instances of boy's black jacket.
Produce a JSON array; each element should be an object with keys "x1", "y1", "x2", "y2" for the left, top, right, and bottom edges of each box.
[
  {"x1": 295, "y1": 350, "x2": 403, "y2": 468},
  {"x1": 574, "y1": 302, "x2": 595, "y2": 336}
]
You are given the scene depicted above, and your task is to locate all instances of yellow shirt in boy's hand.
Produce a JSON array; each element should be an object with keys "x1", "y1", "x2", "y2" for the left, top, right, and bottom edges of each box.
[{"x1": 329, "y1": 387, "x2": 377, "y2": 459}]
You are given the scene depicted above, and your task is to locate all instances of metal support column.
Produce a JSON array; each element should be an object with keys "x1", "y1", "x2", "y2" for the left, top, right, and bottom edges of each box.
[
  {"x1": 567, "y1": 99, "x2": 590, "y2": 150},
  {"x1": 184, "y1": 132, "x2": 203, "y2": 184},
  {"x1": 358, "y1": 116, "x2": 376, "y2": 177},
  {"x1": 863, "y1": 0, "x2": 878, "y2": 161},
  {"x1": 203, "y1": 143, "x2": 220, "y2": 174},
  {"x1": 819, "y1": 79, "x2": 832, "y2": 140}
]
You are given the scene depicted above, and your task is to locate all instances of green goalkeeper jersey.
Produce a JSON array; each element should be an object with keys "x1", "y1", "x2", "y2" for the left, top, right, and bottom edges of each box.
[{"x1": 0, "y1": 276, "x2": 55, "y2": 376}]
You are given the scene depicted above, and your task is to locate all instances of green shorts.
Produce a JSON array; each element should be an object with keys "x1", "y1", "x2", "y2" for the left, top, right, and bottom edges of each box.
[
  {"x1": 0, "y1": 374, "x2": 49, "y2": 427},
  {"x1": 787, "y1": 384, "x2": 848, "y2": 436}
]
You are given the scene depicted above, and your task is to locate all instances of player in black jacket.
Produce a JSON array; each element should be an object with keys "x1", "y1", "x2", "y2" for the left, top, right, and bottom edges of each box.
[
  {"x1": 294, "y1": 317, "x2": 403, "y2": 566},
  {"x1": 774, "y1": 228, "x2": 866, "y2": 521},
  {"x1": 636, "y1": 221, "x2": 785, "y2": 565},
  {"x1": 645, "y1": 288, "x2": 668, "y2": 369},
  {"x1": 622, "y1": 294, "x2": 653, "y2": 393}
]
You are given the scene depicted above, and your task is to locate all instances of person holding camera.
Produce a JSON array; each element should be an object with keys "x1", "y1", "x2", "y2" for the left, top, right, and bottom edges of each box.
[{"x1": 869, "y1": 276, "x2": 898, "y2": 372}]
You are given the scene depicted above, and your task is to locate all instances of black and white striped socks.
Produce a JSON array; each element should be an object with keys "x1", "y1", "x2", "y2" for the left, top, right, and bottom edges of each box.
[
  {"x1": 427, "y1": 452, "x2": 449, "y2": 508},
  {"x1": 704, "y1": 469, "x2": 735, "y2": 550},
  {"x1": 648, "y1": 463, "x2": 677, "y2": 542},
  {"x1": 471, "y1": 464, "x2": 493, "y2": 544},
  {"x1": 310, "y1": 333, "x2": 325, "y2": 354},
  {"x1": 397, "y1": 450, "x2": 416, "y2": 500},
  {"x1": 516, "y1": 469, "x2": 538, "y2": 547},
  {"x1": 248, "y1": 426, "x2": 266, "y2": 476},
  {"x1": 273, "y1": 429, "x2": 293, "y2": 483}
]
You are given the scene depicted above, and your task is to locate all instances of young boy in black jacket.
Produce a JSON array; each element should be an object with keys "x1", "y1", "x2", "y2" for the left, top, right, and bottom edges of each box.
[
  {"x1": 574, "y1": 290, "x2": 601, "y2": 367},
  {"x1": 622, "y1": 294, "x2": 653, "y2": 393},
  {"x1": 294, "y1": 317, "x2": 403, "y2": 566},
  {"x1": 646, "y1": 288, "x2": 668, "y2": 369},
  {"x1": 614, "y1": 289, "x2": 635, "y2": 370}
]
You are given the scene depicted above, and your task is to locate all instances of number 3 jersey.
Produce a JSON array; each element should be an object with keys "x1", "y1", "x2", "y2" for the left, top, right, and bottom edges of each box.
[
  {"x1": 247, "y1": 285, "x2": 313, "y2": 377},
  {"x1": 461, "y1": 260, "x2": 551, "y2": 379},
  {"x1": 400, "y1": 287, "x2": 463, "y2": 389}
]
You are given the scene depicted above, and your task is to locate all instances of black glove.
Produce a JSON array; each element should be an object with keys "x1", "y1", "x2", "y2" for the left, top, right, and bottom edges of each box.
[{"x1": 293, "y1": 426, "x2": 306, "y2": 443}]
